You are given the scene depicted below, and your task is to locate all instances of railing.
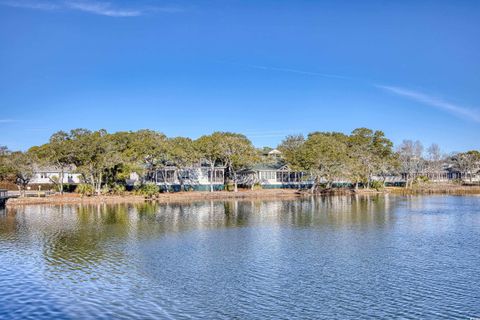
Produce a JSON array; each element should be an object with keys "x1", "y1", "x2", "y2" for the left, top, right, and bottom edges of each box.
[
  {"x1": 0, "y1": 189, "x2": 7, "y2": 198},
  {"x1": 6, "y1": 190, "x2": 55, "y2": 198}
]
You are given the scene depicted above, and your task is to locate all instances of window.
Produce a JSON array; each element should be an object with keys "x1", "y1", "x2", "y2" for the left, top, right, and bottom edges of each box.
[
  {"x1": 215, "y1": 170, "x2": 224, "y2": 182},
  {"x1": 276, "y1": 172, "x2": 291, "y2": 183},
  {"x1": 157, "y1": 170, "x2": 176, "y2": 183},
  {"x1": 165, "y1": 170, "x2": 175, "y2": 183},
  {"x1": 178, "y1": 170, "x2": 190, "y2": 180},
  {"x1": 208, "y1": 169, "x2": 224, "y2": 183},
  {"x1": 260, "y1": 171, "x2": 275, "y2": 180}
]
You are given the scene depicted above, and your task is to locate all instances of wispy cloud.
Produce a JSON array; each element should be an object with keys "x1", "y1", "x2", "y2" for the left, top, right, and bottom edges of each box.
[
  {"x1": 65, "y1": 1, "x2": 142, "y2": 17},
  {"x1": 0, "y1": 119, "x2": 16, "y2": 123},
  {"x1": 219, "y1": 61, "x2": 351, "y2": 80},
  {"x1": 0, "y1": 0, "x2": 183, "y2": 17},
  {"x1": 246, "y1": 64, "x2": 351, "y2": 80},
  {"x1": 377, "y1": 85, "x2": 480, "y2": 123},
  {"x1": 0, "y1": 0, "x2": 58, "y2": 10},
  {"x1": 230, "y1": 63, "x2": 479, "y2": 125}
]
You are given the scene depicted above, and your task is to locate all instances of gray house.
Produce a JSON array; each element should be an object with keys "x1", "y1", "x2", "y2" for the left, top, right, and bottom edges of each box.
[
  {"x1": 239, "y1": 160, "x2": 313, "y2": 189},
  {"x1": 146, "y1": 164, "x2": 226, "y2": 191}
]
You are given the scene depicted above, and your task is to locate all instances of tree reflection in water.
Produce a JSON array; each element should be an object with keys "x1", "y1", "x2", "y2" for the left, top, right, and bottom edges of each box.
[{"x1": 1, "y1": 196, "x2": 397, "y2": 273}]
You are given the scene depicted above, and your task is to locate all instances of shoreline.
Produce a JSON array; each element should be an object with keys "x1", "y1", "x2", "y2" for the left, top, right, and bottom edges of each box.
[
  {"x1": 5, "y1": 185, "x2": 480, "y2": 207},
  {"x1": 5, "y1": 189, "x2": 306, "y2": 207},
  {"x1": 386, "y1": 184, "x2": 480, "y2": 195}
]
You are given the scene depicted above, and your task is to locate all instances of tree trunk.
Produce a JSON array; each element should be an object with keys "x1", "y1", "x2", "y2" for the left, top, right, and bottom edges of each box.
[
  {"x1": 90, "y1": 173, "x2": 95, "y2": 194},
  {"x1": 310, "y1": 176, "x2": 318, "y2": 193},
  {"x1": 17, "y1": 185, "x2": 23, "y2": 198},
  {"x1": 210, "y1": 163, "x2": 214, "y2": 192},
  {"x1": 179, "y1": 176, "x2": 184, "y2": 192},
  {"x1": 96, "y1": 172, "x2": 103, "y2": 195},
  {"x1": 233, "y1": 172, "x2": 238, "y2": 192},
  {"x1": 165, "y1": 169, "x2": 170, "y2": 193},
  {"x1": 60, "y1": 168, "x2": 64, "y2": 195}
]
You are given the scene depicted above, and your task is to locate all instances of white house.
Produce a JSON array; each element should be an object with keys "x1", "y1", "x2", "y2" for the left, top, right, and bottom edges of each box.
[
  {"x1": 30, "y1": 165, "x2": 82, "y2": 185},
  {"x1": 267, "y1": 149, "x2": 282, "y2": 158}
]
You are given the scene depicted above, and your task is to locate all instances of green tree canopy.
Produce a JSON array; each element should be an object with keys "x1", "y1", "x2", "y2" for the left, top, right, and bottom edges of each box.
[
  {"x1": 195, "y1": 132, "x2": 227, "y2": 192},
  {"x1": 218, "y1": 132, "x2": 259, "y2": 192},
  {"x1": 301, "y1": 132, "x2": 350, "y2": 189}
]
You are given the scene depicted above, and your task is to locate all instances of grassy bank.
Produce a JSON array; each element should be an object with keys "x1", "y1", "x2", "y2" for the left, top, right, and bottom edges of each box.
[
  {"x1": 300, "y1": 188, "x2": 386, "y2": 196},
  {"x1": 387, "y1": 184, "x2": 480, "y2": 195},
  {"x1": 7, "y1": 184, "x2": 480, "y2": 207},
  {"x1": 6, "y1": 189, "x2": 304, "y2": 207}
]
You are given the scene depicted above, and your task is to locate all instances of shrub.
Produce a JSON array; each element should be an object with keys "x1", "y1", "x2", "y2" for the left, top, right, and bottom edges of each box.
[
  {"x1": 452, "y1": 178, "x2": 463, "y2": 185},
  {"x1": 414, "y1": 175, "x2": 429, "y2": 185},
  {"x1": 111, "y1": 184, "x2": 126, "y2": 195},
  {"x1": 135, "y1": 183, "x2": 159, "y2": 197},
  {"x1": 370, "y1": 180, "x2": 384, "y2": 191},
  {"x1": 101, "y1": 185, "x2": 111, "y2": 195},
  {"x1": 76, "y1": 184, "x2": 94, "y2": 196},
  {"x1": 252, "y1": 183, "x2": 262, "y2": 190}
]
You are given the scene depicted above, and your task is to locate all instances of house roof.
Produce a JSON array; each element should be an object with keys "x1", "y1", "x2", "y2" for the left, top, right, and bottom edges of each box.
[
  {"x1": 268, "y1": 149, "x2": 282, "y2": 155},
  {"x1": 242, "y1": 159, "x2": 289, "y2": 172},
  {"x1": 34, "y1": 164, "x2": 77, "y2": 172},
  {"x1": 156, "y1": 164, "x2": 226, "y2": 170}
]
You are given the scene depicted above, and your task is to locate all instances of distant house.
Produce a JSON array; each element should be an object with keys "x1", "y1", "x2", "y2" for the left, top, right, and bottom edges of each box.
[
  {"x1": 239, "y1": 161, "x2": 313, "y2": 189},
  {"x1": 374, "y1": 160, "x2": 480, "y2": 187},
  {"x1": 238, "y1": 149, "x2": 313, "y2": 189},
  {"x1": 126, "y1": 172, "x2": 141, "y2": 187},
  {"x1": 395, "y1": 163, "x2": 479, "y2": 184},
  {"x1": 30, "y1": 165, "x2": 82, "y2": 185},
  {"x1": 267, "y1": 149, "x2": 282, "y2": 158},
  {"x1": 443, "y1": 165, "x2": 479, "y2": 183},
  {"x1": 145, "y1": 164, "x2": 226, "y2": 191}
]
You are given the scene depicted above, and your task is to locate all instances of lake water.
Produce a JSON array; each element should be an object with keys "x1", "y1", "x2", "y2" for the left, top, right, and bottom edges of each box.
[{"x1": 1, "y1": 195, "x2": 479, "y2": 319}]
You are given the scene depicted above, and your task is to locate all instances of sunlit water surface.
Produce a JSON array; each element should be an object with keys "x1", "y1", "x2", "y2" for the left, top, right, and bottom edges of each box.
[{"x1": 1, "y1": 195, "x2": 480, "y2": 319}]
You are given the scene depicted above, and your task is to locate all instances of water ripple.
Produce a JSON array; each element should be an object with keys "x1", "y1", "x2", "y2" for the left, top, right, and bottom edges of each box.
[{"x1": 0, "y1": 196, "x2": 479, "y2": 319}]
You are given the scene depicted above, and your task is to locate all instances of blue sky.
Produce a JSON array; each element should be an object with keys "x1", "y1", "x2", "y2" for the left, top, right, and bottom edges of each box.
[{"x1": 1, "y1": 0, "x2": 479, "y2": 153}]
